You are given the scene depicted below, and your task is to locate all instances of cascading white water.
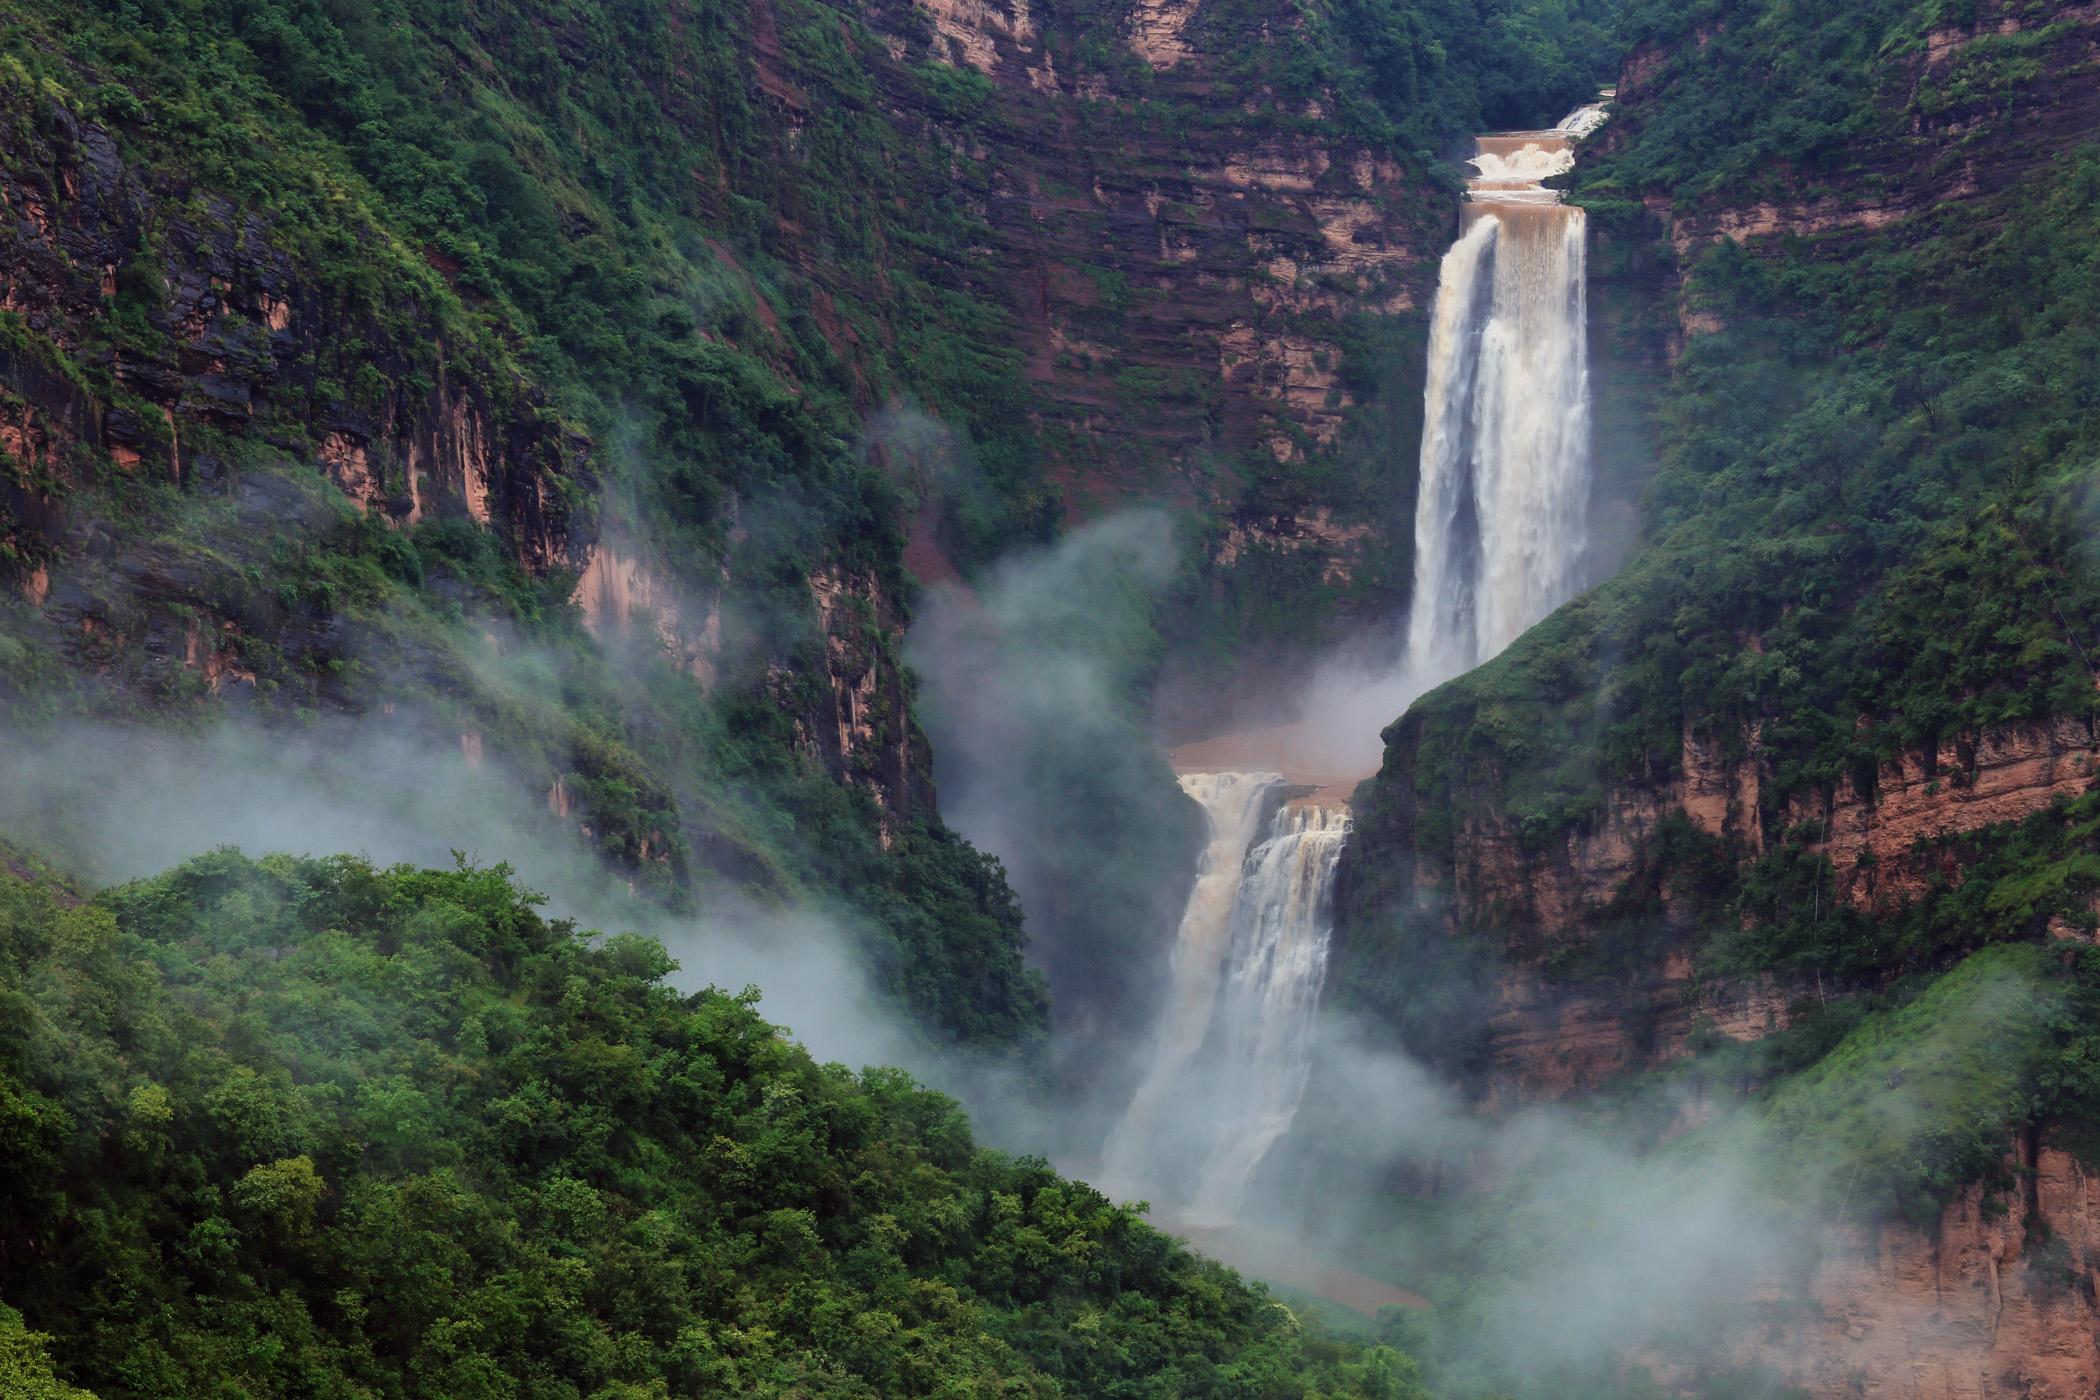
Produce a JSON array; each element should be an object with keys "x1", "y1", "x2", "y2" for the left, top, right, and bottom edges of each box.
[
  {"x1": 1187, "y1": 801, "x2": 1350, "y2": 1219},
  {"x1": 1100, "y1": 772, "x2": 1350, "y2": 1218},
  {"x1": 1103, "y1": 102, "x2": 1604, "y2": 1226},
  {"x1": 1100, "y1": 771, "x2": 1286, "y2": 1199},
  {"x1": 1404, "y1": 106, "x2": 1600, "y2": 687}
]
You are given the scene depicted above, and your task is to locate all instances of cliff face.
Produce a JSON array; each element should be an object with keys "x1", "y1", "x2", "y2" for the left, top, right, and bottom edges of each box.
[
  {"x1": 1330, "y1": 2, "x2": 2100, "y2": 1389},
  {"x1": 920, "y1": 5, "x2": 1442, "y2": 512},
  {"x1": 0, "y1": 66, "x2": 938, "y2": 854},
  {"x1": 731, "y1": 0, "x2": 1459, "y2": 697},
  {"x1": 1603, "y1": 0, "x2": 2100, "y2": 337},
  {"x1": 1341, "y1": 0, "x2": 2100, "y2": 1102},
  {"x1": 6, "y1": 0, "x2": 1527, "y2": 1043},
  {"x1": 1671, "y1": 1135, "x2": 2100, "y2": 1400},
  {"x1": 0, "y1": 82, "x2": 599, "y2": 735},
  {"x1": 0, "y1": 95, "x2": 591, "y2": 576},
  {"x1": 1348, "y1": 710, "x2": 2099, "y2": 1101}
]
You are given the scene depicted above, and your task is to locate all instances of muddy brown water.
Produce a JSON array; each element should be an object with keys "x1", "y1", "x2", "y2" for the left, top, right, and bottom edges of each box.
[{"x1": 1154, "y1": 1210, "x2": 1429, "y2": 1317}]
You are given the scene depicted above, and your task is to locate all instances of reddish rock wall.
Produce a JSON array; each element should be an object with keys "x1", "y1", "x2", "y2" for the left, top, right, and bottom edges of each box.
[
  {"x1": 0, "y1": 96, "x2": 592, "y2": 578},
  {"x1": 1690, "y1": 1136, "x2": 2100, "y2": 1400},
  {"x1": 1385, "y1": 714, "x2": 2097, "y2": 1100},
  {"x1": 755, "y1": 0, "x2": 1450, "y2": 587}
]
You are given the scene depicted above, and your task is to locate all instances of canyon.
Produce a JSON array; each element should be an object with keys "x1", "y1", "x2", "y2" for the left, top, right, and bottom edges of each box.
[{"x1": 7, "y1": 1, "x2": 2100, "y2": 1396}]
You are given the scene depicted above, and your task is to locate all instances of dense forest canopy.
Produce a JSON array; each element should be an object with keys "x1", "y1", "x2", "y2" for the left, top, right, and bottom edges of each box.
[{"x1": 0, "y1": 852, "x2": 1431, "y2": 1398}]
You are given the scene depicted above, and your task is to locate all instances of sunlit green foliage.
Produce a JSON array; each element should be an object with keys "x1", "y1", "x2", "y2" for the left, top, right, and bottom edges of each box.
[{"x1": 0, "y1": 854, "x2": 1425, "y2": 1398}]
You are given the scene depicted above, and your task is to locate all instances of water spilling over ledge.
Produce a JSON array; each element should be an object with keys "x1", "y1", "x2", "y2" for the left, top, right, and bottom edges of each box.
[
  {"x1": 1103, "y1": 101, "x2": 1606, "y2": 1271},
  {"x1": 1100, "y1": 771, "x2": 1350, "y2": 1221},
  {"x1": 1407, "y1": 102, "x2": 1600, "y2": 686}
]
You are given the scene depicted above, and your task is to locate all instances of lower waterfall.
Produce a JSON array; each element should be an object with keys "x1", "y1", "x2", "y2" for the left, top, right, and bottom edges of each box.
[
  {"x1": 1100, "y1": 774, "x2": 1350, "y2": 1218},
  {"x1": 1187, "y1": 800, "x2": 1350, "y2": 1218}
]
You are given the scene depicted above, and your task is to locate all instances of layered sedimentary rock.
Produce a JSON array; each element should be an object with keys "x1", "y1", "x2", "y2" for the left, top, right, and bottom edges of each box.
[
  {"x1": 1672, "y1": 1135, "x2": 2100, "y2": 1400},
  {"x1": 1349, "y1": 710, "x2": 2099, "y2": 1100},
  {"x1": 1607, "y1": 0, "x2": 2100, "y2": 310},
  {"x1": 802, "y1": 563, "x2": 939, "y2": 830},
  {"x1": 0, "y1": 96, "x2": 592, "y2": 576},
  {"x1": 745, "y1": 0, "x2": 1451, "y2": 601},
  {"x1": 0, "y1": 68, "x2": 944, "y2": 842}
]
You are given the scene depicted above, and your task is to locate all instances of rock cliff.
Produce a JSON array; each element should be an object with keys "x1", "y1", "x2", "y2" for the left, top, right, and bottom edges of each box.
[
  {"x1": 735, "y1": 0, "x2": 1464, "y2": 690},
  {"x1": 0, "y1": 57, "x2": 940, "y2": 863},
  {"x1": 1330, "y1": 2, "x2": 2100, "y2": 1390},
  {"x1": 1667, "y1": 1135, "x2": 2100, "y2": 1400},
  {"x1": 0, "y1": 92, "x2": 592, "y2": 576},
  {"x1": 1340, "y1": 0, "x2": 2100, "y2": 1099}
]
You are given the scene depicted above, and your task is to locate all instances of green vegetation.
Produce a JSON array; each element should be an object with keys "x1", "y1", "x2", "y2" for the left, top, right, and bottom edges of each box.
[
  {"x1": 1735, "y1": 943, "x2": 2059, "y2": 1221},
  {"x1": 1125, "y1": 0, "x2": 1618, "y2": 156},
  {"x1": 0, "y1": 451, "x2": 1044, "y2": 1050},
  {"x1": 1599, "y1": 0, "x2": 1988, "y2": 200},
  {"x1": 1342, "y1": 140, "x2": 2100, "y2": 1089},
  {"x1": 1323, "y1": 934, "x2": 2096, "y2": 1398},
  {"x1": 1330, "y1": 18, "x2": 2100, "y2": 1352},
  {"x1": 0, "y1": 0, "x2": 1640, "y2": 1051},
  {"x1": 1362, "y1": 144, "x2": 2100, "y2": 907},
  {"x1": 0, "y1": 852, "x2": 1426, "y2": 1398},
  {"x1": 0, "y1": 0, "x2": 1063, "y2": 1048}
]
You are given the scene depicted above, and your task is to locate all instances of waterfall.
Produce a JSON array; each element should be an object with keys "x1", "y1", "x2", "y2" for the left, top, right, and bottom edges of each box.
[
  {"x1": 1404, "y1": 105, "x2": 1600, "y2": 687},
  {"x1": 1187, "y1": 801, "x2": 1349, "y2": 1219},
  {"x1": 1100, "y1": 774, "x2": 1349, "y2": 1219},
  {"x1": 1101, "y1": 102, "x2": 1603, "y2": 1226}
]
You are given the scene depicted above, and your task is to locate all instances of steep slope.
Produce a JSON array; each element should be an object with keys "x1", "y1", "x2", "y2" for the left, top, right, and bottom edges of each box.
[
  {"x1": 1329, "y1": 0, "x2": 2100, "y2": 1392},
  {"x1": 0, "y1": 0, "x2": 1611, "y2": 1052},
  {"x1": 0, "y1": 852, "x2": 1433, "y2": 1398},
  {"x1": 1341, "y1": 0, "x2": 2100, "y2": 1091}
]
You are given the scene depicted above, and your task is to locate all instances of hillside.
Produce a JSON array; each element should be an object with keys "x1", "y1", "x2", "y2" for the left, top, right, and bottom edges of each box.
[
  {"x1": 1325, "y1": 0, "x2": 2100, "y2": 1392},
  {"x1": 0, "y1": 851, "x2": 1435, "y2": 1398},
  {"x1": 0, "y1": 0, "x2": 1608, "y2": 1053}
]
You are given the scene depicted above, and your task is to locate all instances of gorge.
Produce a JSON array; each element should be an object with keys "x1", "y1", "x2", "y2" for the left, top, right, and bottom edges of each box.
[{"x1": 6, "y1": 1, "x2": 2100, "y2": 1398}]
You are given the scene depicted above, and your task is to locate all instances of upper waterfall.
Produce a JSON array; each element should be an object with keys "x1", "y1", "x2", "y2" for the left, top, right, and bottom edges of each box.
[{"x1": 1404, "y1": 104, "x2": 1600, "y2": 687}]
